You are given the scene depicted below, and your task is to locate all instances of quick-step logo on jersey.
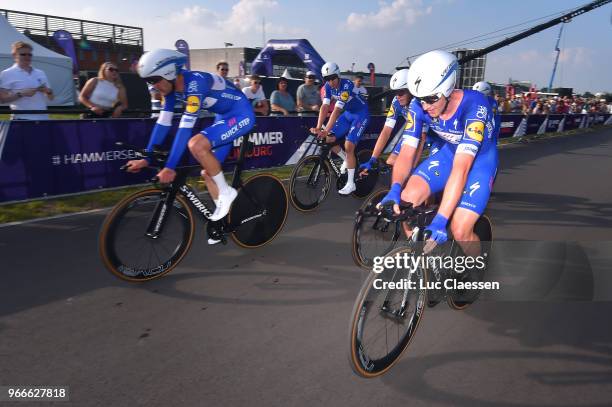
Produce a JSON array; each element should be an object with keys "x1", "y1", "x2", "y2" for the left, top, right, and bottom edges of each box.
[
  {"x1": 185, "y1": 95, "x2": 201, "y2": 114},
  {"x1": 465, "y1": 119, "x2": 485, "y2": 143}
]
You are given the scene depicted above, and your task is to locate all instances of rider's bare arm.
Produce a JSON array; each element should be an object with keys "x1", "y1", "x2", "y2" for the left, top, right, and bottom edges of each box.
[
  {"x1": 325, "y1": 106, "x2": 343, "y2": 134},
  {"x1": 391, "y1": 143, "x2": 418, "y2": 187},
  {"x1": 315, "y1": 104, "x2": 330, "y2": 131},
  {"x1": 372, "y1": 126, "x2": 393, "y2": 159},
  {"x1": 436, "y1": 153, "x2": 475, "y2": 218}
]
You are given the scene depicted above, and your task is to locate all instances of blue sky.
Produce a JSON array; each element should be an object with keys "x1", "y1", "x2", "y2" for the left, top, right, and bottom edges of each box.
[{"x1": 4, "y1": 0, "x2": 612, "y2": 92}]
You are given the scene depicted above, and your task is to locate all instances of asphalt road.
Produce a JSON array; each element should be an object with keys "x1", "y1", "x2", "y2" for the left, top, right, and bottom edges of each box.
[{"x1": 1, "y1": 127, "x2": 612, "y2": 406}]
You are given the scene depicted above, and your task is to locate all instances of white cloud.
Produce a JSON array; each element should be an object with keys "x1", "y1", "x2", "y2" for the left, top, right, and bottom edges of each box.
[
  {"x1": 344, "y1": 0, "x2": 432, "y2": 31},
  {"x1": 221, "y1": 0, "x2": 278, "y2": 34},
  {"x1": 170, "y1": 6, "x2": 219, "y2": 25},
  {"x1": 558, "y1": 47, "x2": 593, "y2": 68}
]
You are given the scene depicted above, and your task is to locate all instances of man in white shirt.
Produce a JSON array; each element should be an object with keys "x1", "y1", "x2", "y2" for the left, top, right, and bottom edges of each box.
[
  {"x1": 353, "y1": 75, "x2": 368, "y2": 100},
  {"x1": 241, "y1": 74, "x2": 268, "y2": 116},
  {"x1": 0, "y1": 41, "x2": 54, "y2": 120}
]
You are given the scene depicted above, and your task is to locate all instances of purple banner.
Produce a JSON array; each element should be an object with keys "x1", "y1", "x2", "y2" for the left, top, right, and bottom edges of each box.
[
  {"x1": 525, "y1": 115, "x2": 547, "y2": 135},
  {"x1": 498, "y1": 114, "x2": 524, "y2": 138},
  {"x1": 251, "y1": 39, "x2": 326, "y2": 80},
  {"x1": 52, "y1": 30, "x2": 78, "y2": 74},
  {"x1": 545, "y1": 114, "x2": 565, "y2": 133},
  {"x1": 175, "y1": 39, "x2": 190, "y2": 70},
  {"x1": 563, "y1": 114, "x2": 584, "y2": 131}
]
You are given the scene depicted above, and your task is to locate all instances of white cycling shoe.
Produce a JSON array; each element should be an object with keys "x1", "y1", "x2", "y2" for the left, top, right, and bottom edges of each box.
[
  {"x1": 338, "y1": 183, "x2": 356, "y2": 195},
  {"x1": 208, "y1": 200, "x2": 222, "y2": 245},
  {"x1": 210, "y1": 187, "x2": 238, "y2": 221},
  {"x1": 340, "y1": 161, "x2": 347, "y2": 174}
]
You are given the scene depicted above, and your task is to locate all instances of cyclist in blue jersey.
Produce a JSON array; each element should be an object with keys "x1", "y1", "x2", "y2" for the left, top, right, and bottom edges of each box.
[
  {"x1": 379, "y1": 50, "x2": 498, "y2": 256},
  {"x1": 310, "y1": 62, "x2": 370, "y2": 195},
  {"x1": 360, "y1": 69, "x2": 437, "y2": 174},
  {"x1": 472, "y1": 81, "x2": 501, "y2": 141},
  {"x1": 125, "y1": 49, "x2": 255, "y2": 222}
]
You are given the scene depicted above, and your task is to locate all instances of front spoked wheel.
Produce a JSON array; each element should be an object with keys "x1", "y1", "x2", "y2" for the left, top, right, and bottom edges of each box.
[
  {"x1": 99, "y1": 188, "x2": 195, "y2": 282},
  {"x1": 229, "y1": 174, "x2": 288, "y2": 248},
  {"x1": 352, "y1": 188, "x2": 401, "y2": 269},
  {"x1": 289, "y1": 155, "x2": 331, "y2": 212},
  {"x1": 349, "y1": 246, "x2": 427, "y2": 377}
]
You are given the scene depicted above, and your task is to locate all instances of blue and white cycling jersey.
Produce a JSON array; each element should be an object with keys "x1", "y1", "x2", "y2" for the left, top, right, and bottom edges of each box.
[
  {"x1": 385, "y1": 96, "x2": 433, "y2": 154},
  {"x1": 322, "y1": 78, "x2": 368, "y2": 114},
  {"x1": 402, "y1": 89, "x2": 497, "y2": 157},
  {"x1": 488, "y1": 95, "x2": 501, "y2": 140},
  {"x1": 401, "y1": 89, "x2": 498, "y2": 215},
  {"x1": 146, "y1": 70, "x2": 254, "y2": 169}
]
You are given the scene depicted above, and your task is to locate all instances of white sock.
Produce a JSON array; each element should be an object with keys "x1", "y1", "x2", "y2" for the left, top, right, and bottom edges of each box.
[
  {"x1": 212, "y1": 172, "x2": 230, "y2": 194},
  {"x1": 347, "y1": 168, "x2": 356, "y2": 185},
  {"x1": 336, "y1": 149, "x2": 347, "y2": 161}
]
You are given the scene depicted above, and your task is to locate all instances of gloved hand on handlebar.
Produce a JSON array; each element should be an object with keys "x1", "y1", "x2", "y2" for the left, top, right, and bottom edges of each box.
[
  {"x1": 379, "y1": 183, "x2": 402, "y2": 208},
  {"x1": 359, "y1": 156, "x2": 378, "y2": 172},
  {"x1": 425, "y1": 213, "x2": 449, "y2": 244}
]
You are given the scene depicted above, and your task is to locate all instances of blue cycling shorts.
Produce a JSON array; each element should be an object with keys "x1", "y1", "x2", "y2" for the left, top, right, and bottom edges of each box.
[
  {"x1": 200, "y1": 108, "x2": 255, "y2": 163},
  {"x1": 331, "y1": 110, "x2": 369, "y2": 144},
  {"x1": 413, "y1": 143, "x2": 498, "y2": 215}
]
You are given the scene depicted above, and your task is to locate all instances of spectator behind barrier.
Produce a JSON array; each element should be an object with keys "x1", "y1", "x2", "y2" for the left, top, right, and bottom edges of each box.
[
  {"x1": 353, "y1": 74, "x2": 368, "y2": 100},
  {"x1": 217, "y1": 61, "x2": 229, "y2": 78},
  {"x1": 270, "y1": 77, "x2": 296, "y2": 116},
  {"x1": 242, "y1": 74, "x2": 269, "y2": 116},
  {"x1": 79, "y1": 62, "x2": 128, "y2": 118},
  {"x1": 0, "y1": 41, "x2": 54, "y2": 120},
  {"x1": 233, "y1": 77, "x2": 243, "y2": 89},
  {"x1": 296, "y1": 70, "x2": 321, "y2": 114}
]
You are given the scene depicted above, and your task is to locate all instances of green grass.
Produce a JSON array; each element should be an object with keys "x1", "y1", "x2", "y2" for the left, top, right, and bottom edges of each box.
[{"x1": 0, "y1": 124, "x2": 609, "y2": 224}]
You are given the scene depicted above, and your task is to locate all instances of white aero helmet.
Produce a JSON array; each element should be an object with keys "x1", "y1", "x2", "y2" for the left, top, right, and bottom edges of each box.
[
  {"x1": 321, "y1": 62, "x2": 340, "y2": 79},
  {"x1": 390, "y1": 69, "x2": 410, "y2": 90},
  {"x1": 472, "y1": 81, "x2": 492, "y2": 96},
  {"x1": 407, "y1": 50, "x2": 458, "y2": 98},
  {"x1": 138, "y1": 49, "x2": 187, "y2": 81}
]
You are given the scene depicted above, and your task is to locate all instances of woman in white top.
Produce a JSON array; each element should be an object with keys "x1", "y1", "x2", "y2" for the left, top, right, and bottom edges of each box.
[{"x1": 79, "y1": 62, "x2": 128, "y2": 118}]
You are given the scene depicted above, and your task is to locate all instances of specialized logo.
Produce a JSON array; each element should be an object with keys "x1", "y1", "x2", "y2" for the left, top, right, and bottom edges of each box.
[
  {"x1": 453, "y1": 118, "x2": 458, "y2": 130},
  {"x1": 414, "y1": 77, "x2": 422, "y2": 93},
  {"x1": 340, "y1": 91, "x2": 350, "y2": 102},
  {"x1": 468, "y1": 181, "x2": 480, "y2": 197},
  {"x1": 428, "y1": 160, "x2": 440, "y2": 171},
  {"x1": 465, "y1": 120, "x2": 485, "y2": 142},
  {"x1": 404, "y1": 111, "x2": 415, "y2": 131},
  {"x1": 187, "y1": 80, "x2": 198, "y2": 93},
  {"x1": 185, "y1": 95, "x2": 201, "y2": 114}
]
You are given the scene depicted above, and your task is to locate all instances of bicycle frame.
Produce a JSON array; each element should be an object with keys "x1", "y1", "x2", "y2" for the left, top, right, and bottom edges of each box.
[{"x1": 144, "y1": 136, "x2": 265, "y2": 239}]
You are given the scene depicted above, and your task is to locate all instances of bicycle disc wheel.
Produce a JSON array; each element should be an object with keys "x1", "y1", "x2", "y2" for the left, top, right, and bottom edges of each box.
[
  {"x1": 230, "y1": 174, "x2": 288, "y2": 248},
  {"x1": 348, "y1": 246, "x2": 427, "y2": 377},
  {"x1": 353, "y1": 149, "x2": 379, "y2": 199},
  {"x1": 99, "y1": 188, "x2": 195, "y2": 282},
  {"x1": 352, "y1": 188, "x2": 401, "y2": 269},
  {"x1": 447, "y1": 215, "x2": 493, "y2": 310},
  {"x1": 289, "y1": 155, "x2": 331, "y2": 212}
]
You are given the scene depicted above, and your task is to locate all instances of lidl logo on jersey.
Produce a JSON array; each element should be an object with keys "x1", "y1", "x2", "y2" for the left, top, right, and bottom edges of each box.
[
  {"x1": 465, "y1": 120, "x2": 484, "y2": 142},
  {"x1": 340, "y1": 91, "x2": 350, "y2": 102},
  {"x1": 185, "y1": 95, "x2": 201, "y2": 114},
  {"x1": 387, "y1": 105, "x2": 395, "y2": 118},
  {"x1": 404, "y1": 111, "x2": 416, "y2": 131}
]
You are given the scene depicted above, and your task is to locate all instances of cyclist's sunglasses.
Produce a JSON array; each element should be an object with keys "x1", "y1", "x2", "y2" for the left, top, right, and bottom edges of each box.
[
  {"x1": 323, "y1": 74, "x2": 338, "y2": 82},
  {"x1": 145, "y1": 76, "x2": 164, "y2": 85},
  {"x1": 396, "y1": 89, "x2": 410, "y2": 97},
  {"x1": 417, "y1": 94, "x2": 442, "y2": 105}
]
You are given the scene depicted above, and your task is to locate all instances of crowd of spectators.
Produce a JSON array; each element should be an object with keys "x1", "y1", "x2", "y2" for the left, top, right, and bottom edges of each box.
[
  {"x1": 494, "y1": 93, "x2": 611, "y2": 115},
  {"x1": 1, "y1": 45, "x2": 611, "y2": 120}
]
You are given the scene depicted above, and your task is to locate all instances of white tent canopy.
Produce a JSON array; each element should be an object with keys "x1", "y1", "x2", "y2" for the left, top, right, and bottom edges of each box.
[{"x1": 0, "y1": 15, "x2": 75, "y2": 106}]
